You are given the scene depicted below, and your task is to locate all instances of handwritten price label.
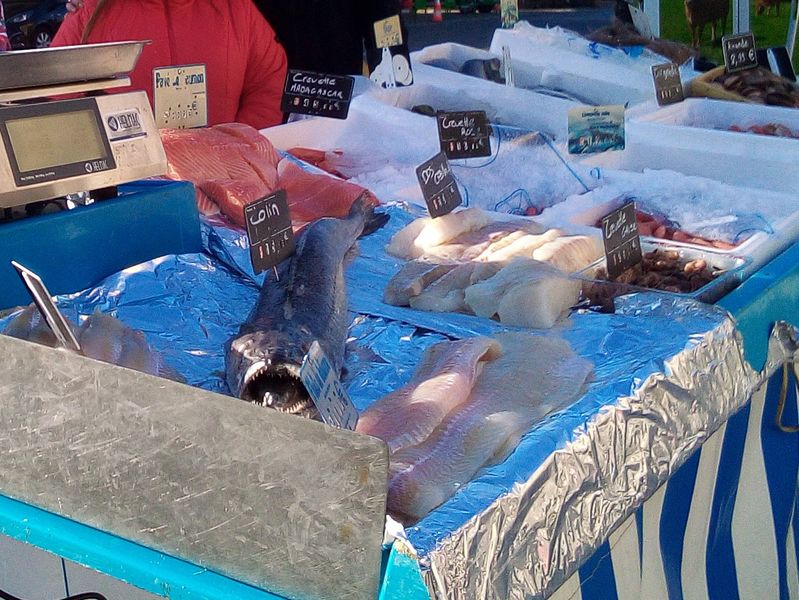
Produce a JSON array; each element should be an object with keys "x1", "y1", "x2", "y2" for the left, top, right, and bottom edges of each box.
[
  {"x1": 722, "y1": 33, "x2": 758, "y2": 73},
  {"x1": 374, "y1": 15, "x2": 403, "y2": 49},
  {"x1": 244, "y1": 189, "x2": 295, "y2": 273},
  {"x1": 600, "y1": 199, "x2": 642, "y2": 280},
  {"x1": 652, "y1": 63, "x2": 684, "y2": 106},
  {"x1": 436, "y1": 110, "x2": 492, "y2": 159},
  {"x1": 416, "y1": 152, "x2": 463, "y2": 218}
]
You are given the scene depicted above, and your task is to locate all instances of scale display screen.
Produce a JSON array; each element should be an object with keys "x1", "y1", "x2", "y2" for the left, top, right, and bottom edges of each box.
[
  {"x1": 0, "y1": 98, "x2": 116, "y2": 187},
  {"x1": 6, "y1": 110, "x2": 106, "y2": 173}
]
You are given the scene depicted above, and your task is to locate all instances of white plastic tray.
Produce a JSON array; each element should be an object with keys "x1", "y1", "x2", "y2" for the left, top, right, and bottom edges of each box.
[
  {"x1": 539, "y1": 169, "x2": 799, "y2": 275},
  {"x1": 586, "y1": 98, "x2": 799, "y2": 194}
]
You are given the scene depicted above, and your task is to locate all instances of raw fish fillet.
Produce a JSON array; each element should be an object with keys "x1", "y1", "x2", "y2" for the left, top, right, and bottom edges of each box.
[
  {"x1": 357, "y1": 337, "x2": 502, "y2": 453},
  {"x1": 161, "y1": 125, "x2": 279, "y2": 227},
  {"x1": 2, "y1": 306, "x2": 183, "y2": 382},
  {"x1": 464, "y1": 259, "x2": 579, "y2": 328},
  {"x1": 388, "y1": 332, "x2": 593, "y2": 522},
  {"x1": 533, "y1": 235, "x2": 603, "y2": 274},
  {"x1": 79, "y1": 313, "x2": 185, "y2": 382},
  {"x1": 414, "y1": 208, "x2": 497, "y2": 249},
  {"x1": 277, "y1": 159, "x2": 380, "y2": 224},
  {"x1": 386, "y1": 208, "x2": 545, "y2": 260},
  {"x1": 161, "y1": 124, "x2": 378, "y2": 229},
  {"x1": 477, "y1": 228, "x2": 562, "y2": 262},
  {"x1": 386, "y1": 218, "x2": 428, "y2": 259},
  {"x1": 3, "y1": 303, "x2": 68, "y2": 347},
  {"x1": 496, "y1": 275, "x2": 581, "y2": 328},
  {"x1": 384, "y1": 261, "x2": 457, "y2": 306},
  {"x1": 409, "y1": 263, "x2": 477, "y2": 313}
]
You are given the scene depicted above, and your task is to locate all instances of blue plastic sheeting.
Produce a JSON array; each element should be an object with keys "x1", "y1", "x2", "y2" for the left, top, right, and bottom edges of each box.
[
  {"x1": 719, "y1": 241, "x2": 799, "y2": 372},
  {"x1": 0, "y1": 181, "x2": 201, "y2": 311}
]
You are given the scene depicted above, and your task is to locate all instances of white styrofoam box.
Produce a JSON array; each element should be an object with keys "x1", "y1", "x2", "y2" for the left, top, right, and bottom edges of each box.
[
  {"x1": 578, "y1": 98, "x2": 799, "y2": 194},
  {"x1": 411, "y1": 42, "x2": 544, "y2": 89},
  {"x1": 539, "y1": 167, "x2": 799, "y2": 274},
  {"x1": 489, "y1": 23, "x2": 701, "y2": 107},
  {"x1": 262, "y1": 93, "x2": 594, "y2": 213},
  {"x1": 0, "y1": 535, "x2": 66, "y2": 597},
  {"x1": 369, "y1": 61, "x2": 578, "y2": 141}
]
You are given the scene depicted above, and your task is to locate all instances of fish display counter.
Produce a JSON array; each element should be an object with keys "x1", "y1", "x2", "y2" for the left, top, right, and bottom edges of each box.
[{"x1": 0, "y1": 28, "x2": 798, "y2": 600}]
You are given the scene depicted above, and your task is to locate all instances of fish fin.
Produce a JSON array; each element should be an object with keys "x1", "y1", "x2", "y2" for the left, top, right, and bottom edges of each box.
[{"x1": 361, "y1": 209, "x2": 390, "y2": 238}]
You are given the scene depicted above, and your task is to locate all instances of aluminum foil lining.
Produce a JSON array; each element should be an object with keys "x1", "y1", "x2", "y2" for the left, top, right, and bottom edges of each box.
[{"x1": 0, "y1": 204, "x2": 757, "y2": 600}]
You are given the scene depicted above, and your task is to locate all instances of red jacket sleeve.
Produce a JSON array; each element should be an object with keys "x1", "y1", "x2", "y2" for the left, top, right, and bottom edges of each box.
[
  {"x1": 236, "y1": 3, "x2": 288, "y2": 130},
  {"x1": 51, "y1": 2, "x2": 93, "y2": 47}
]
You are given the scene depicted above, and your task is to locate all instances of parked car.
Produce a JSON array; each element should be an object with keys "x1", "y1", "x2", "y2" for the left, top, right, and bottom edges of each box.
[{"x1": 5, "y1": 0, "x2": 67, "y2": 50}]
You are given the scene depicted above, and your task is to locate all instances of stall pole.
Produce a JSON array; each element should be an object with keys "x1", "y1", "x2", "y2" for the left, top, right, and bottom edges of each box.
[
  {"x1": 732, "y1": 0, "x2": 750, "y2": 34},
  {"x1": 643, "y1": 0, "x2": 661, "y2": 37}
]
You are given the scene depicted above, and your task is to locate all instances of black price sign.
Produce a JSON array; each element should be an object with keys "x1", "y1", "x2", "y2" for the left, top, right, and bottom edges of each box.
[
  {"x1": 244, "y1": 190, "x2": 295, "y2": 274},
  {"x1": 280, "y1": 70, "x2": 354, "y2": 119},
  {"x1": 722, "y1": 33, "x2": 757, "y2": 74},
  {"x1": 416, "y1": 152, "x2": 463, "y2": 218},
  {"x1": 436, "y1": 110, "x2": 492, "y2": 159},
  {"x1": 652, "y1": 63, "x2": 684, "y2": 106},
  {"x1": 600, "y1": 200, "x2": 642, "y2": 280}
]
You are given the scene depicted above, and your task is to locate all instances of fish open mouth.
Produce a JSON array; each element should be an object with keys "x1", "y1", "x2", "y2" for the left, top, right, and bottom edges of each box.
[{"x1": 240, "y1": 361, "x2": 318, "y2": 418}]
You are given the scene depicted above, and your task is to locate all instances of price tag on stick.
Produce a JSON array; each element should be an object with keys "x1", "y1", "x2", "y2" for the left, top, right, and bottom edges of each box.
[
  {"x1": 436, "y1": 110, "x2": 492, "y2": 159},
  {"x1": 652, "y1": 63, "x2": 684, "y2": 106},
  {"x1": 722, "y1": 33, "x2": 758, "y2": 73},
  {"x1": 244, "y1": 190, "x2": 295, "y2": 274},
  {"x1": 11, "y1": 261, "x2": 81, "y2": 352},
  {"x1": 374, "y1": 15, "x2": 403, "y2": 49},
  {"x1": 600, "y1": 200, "x2": 643, "y2": 280},
  {"x1": 280, "y1": 70, "x2": 354, "y2": 120},
  {"x1": 416, "y1": 152, "x2": 463, "y2": 218},
  {"x1": 300, "y1": 341, "x2": 358, "y2": 430}
]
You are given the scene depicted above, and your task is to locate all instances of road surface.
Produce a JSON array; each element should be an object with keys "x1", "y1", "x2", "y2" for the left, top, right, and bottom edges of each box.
[{"x1": 405, "y1": 5, "x2": 615, "y2": 50}]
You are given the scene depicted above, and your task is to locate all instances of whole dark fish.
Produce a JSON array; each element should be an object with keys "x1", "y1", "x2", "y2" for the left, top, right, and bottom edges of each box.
[{"x1": 225, "y1": 197, "x2": 388, "y2": 418}]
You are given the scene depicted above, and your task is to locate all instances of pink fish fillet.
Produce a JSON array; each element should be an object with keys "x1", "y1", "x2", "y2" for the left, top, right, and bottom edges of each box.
[
  {"x1": 356, "y1": 336, "x2": 502, "y2": 454},
  {"x1": 387, "y1": 332, "x2": 593, "y2": 523},
  {"x1": 160, "y1": 124, "x2": 280, "y2": 226},
  {"x1": 276, "y1": 158, "x2": 380, "y2": 224}
]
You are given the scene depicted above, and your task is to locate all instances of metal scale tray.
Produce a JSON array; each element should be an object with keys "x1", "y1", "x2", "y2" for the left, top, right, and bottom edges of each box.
[{"x1": 0, "y1": 41, "x2": 147, "y2": 92}]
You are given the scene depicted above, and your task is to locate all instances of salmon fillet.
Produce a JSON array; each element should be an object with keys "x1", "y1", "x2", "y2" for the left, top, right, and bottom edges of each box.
[{"x1": 160, "y1": 124, "x2": 378, "y2": 228}]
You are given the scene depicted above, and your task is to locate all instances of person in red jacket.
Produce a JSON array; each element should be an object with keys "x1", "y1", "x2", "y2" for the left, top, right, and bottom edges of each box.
[
  {"x1": 52, "y1": 0, "x2": 287, "y2": 130},
  {"x1": 0, "y1": 1, "x2": 10, "y2": 52}
]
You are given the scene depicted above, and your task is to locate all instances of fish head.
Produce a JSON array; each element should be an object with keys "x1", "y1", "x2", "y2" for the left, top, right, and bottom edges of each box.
[{"x1": 226, "y1": 330, "x2": 318, "y2": 418}]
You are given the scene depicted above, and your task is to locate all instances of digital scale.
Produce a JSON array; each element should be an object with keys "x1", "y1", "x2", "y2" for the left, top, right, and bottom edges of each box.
[{"x1": 0, "y1": 41, "x2": 167, "y2": 210}]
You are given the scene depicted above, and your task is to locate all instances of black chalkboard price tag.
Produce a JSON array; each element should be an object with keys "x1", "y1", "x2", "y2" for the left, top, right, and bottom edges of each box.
[
  {"x1": 280, "y1": 70, "x2": 354, "y2": 119},
  {"x1": 416, "y1": 151, "x2": 463, "y2": 218},
  {"x1": 436, "y1": 110, "x2": 492, "y2": 159},
  {"x1": 722, "y1": 33, "x2": 758, "y2": 74},
  {"x1": 244, "y1": 190, "x2": 295, "y2": 274},
  {"x1": 652, "y1": 63, "x2": 684, "y2": 106},
  {"x1": 600, "y1": 200, "x2": 642, "y2": 280}
]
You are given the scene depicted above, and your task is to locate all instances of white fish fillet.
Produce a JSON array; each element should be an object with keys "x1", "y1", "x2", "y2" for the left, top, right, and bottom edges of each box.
[
  {"x1": 386, "y1": 208, "x2": 545, "y2": 260},
  {"x1": 532, "y1": 234, "x2": 603, "y2": 274},
  {"x1": 497, "y1": 276, "x2": 581, "y2": 328},
  {"x1": 464, "y1": 259, "x2": 555, "y2": 316},
  {"x1": 386, "y1": 217, "x2": 429, "y2": 259},
  {"x1": 356, "y1": 337, "x2": 502, "y2": 453},
  {"x1": 384, "y1": 261, "x2": 456, "y2": 306},
  {"x1": 477, "y1": 228, "x2": 563, "y2": 262},
  {"x1": 388, "y1": 332, "x2": 593, "y2": 522},
  {"x1": 414, "y1": 208, "x2": 498, "y2": 249},
  {"x1": 409, "y1": 263, "x2": 477, "y2": 313}
]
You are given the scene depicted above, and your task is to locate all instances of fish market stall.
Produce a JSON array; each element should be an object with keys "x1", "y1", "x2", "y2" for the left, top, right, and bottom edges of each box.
[{"x1": 0, "y1": 28, "x2": 798, "y2": 600}]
